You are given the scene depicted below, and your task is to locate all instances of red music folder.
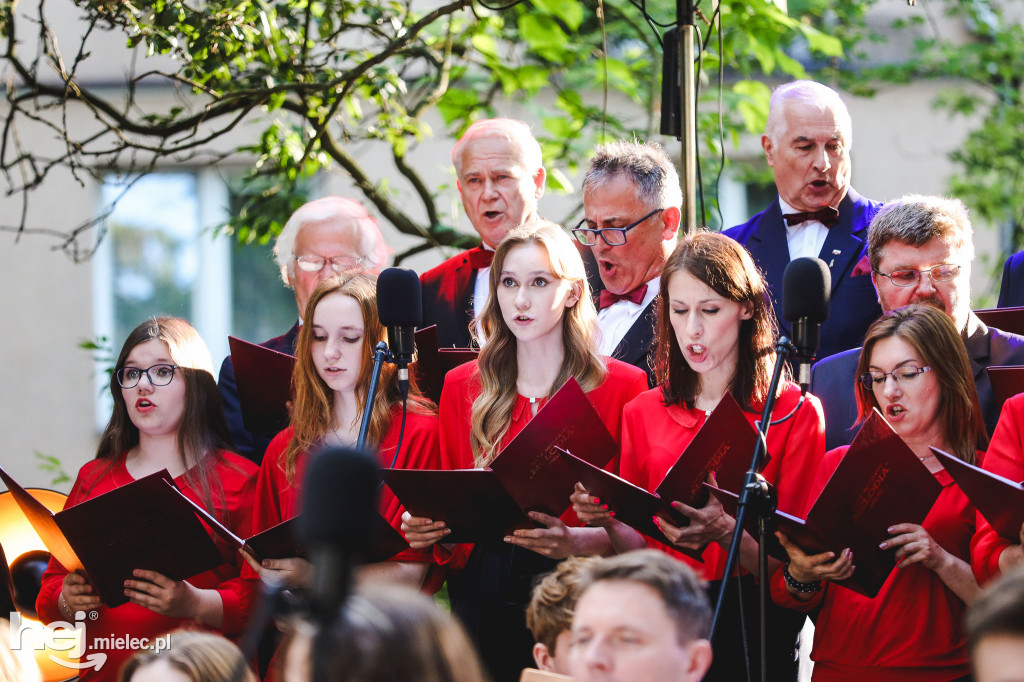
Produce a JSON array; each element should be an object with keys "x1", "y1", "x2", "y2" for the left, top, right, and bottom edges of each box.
[
  {"x1": 0, "y1": 466, "x2": 226, "y2": 608},
  {"x1": 986, "y1": 366, "x2": 1024, "y2": 408},
  {"x1": 931, "y1": 447, "x2": 1024, "y2": 541},
  {"x1": 380, "y1": 377, "x2": 619, "y2": 542},
  {"x1": 975, "y1": 307, "x2": 1024, "y2": 337},
  {"x1": 556, "y1": 392, "x2": 764, "y2": 557},
  {"x1": 228, "y1": 335, "x2": 296, "y2": 437},
  {"x1": 708, "y1": 411, "x2": 942, "y2": 598},
  {"x1": 171, "y1": 489, "x2": 408, "y2": 563},
  {"x1": 412, "y1": 326, "x2": 478, "y2": 405}
]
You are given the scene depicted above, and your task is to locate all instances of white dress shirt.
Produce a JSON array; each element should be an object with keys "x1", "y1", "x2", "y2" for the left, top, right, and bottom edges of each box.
[
  {"x1": 780, "y1": 197, "x2": 830, "y2": 261},
  {"x1": 597, "y1": 275, "x2": 661, "y2": 356}
]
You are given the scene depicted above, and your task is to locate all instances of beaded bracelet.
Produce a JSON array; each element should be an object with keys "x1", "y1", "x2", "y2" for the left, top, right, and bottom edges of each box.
[{"x1": 783, "y1": 563, "x2": 822, "y2": 593}]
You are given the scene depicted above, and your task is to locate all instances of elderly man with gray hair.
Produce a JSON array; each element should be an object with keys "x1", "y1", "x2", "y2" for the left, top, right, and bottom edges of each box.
[
  {"x1": 810, "y1": 194, "x2": 1024, "y2": 449},
  {"x1": 218, "y1": 196, "x2": 391, "y2": 462},
  {"x1": 724, "y1": 79, "x2": 883, "y2": 362}
]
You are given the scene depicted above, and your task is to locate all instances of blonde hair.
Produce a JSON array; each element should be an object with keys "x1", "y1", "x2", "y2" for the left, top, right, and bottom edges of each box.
[
  {"x1": 470, "y1": 220, "x2": 605, "y2": 465},
  {"x1": 120, "y1": 630, "x2": 255, "y2": 682}
]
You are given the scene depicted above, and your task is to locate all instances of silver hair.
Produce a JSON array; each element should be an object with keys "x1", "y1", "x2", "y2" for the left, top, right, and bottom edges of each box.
[
  {"x1": 451, "y1": 118, "x2": 544, "y2": 176},
  {"x1": 765, "y1": 80, "x2": 853, "y2": 148},
  {"x1": 581, "y1": 140, "x2": 683, "y2": 212},
  {"x1": 272, "y1": 197, "x2": 390, "y2": 285},
  {"x1": 867, "y1": 194, "x2": 975, "y2": 272}
]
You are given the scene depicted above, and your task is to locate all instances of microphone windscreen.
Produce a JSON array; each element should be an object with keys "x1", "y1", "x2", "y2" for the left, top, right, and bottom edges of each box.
[
  {"x1": 298, "y1": 446, "x2": 379, "y2": 557},
  {"x1": 782, "y1": 257, "x2": 831, "y2": 323},
  {"x1": 377, "y1": 267, "x2": 423, "y2": 328}
]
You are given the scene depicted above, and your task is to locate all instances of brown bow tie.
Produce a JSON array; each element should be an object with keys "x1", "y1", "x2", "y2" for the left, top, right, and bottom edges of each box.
[
  {"x1": 783, "y1": 207, "x2": 840, "y2": 228},
  {"x1": 598, "y1": 284, "x2": 648, "y2": 311},
  {"x1": 466, "y1": 247, "x2": 494, "y2": 270}
]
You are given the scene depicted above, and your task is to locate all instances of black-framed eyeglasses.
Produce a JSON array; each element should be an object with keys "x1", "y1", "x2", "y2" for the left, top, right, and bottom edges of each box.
[
  {"x1": 116, "y1": 364, "x2": 179, "y2": 389},
  {"x1": 859, "y1": 365, "x2": 931, "y2": 391},
  {"x1": 294, "y1": 255, "x2": 365, "y2": 273},
  {"x1": 572, "y1": 208, "x2": 664, "y2": 247},
  {"x1": 873, "y1": 263, "x2": 961, "y2": 288}
]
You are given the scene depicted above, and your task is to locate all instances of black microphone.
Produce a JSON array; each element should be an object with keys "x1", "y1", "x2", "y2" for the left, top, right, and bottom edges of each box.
[
  {"x1": 782, "y1": 257, "x2": 831, "y2": 390},
  {"x1": 377, "y1": 267, "x2": 423, "y2": 401},
  {"x1": 297, "y1": 446, "x2": 379, "y2": 628}
]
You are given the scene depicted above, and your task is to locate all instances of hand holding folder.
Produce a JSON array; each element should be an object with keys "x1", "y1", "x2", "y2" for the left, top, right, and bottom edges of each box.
[
  {"x1": 707, "y1": 411, "x2": 942, "y2": 598},
  {"x1": 557, "y1": 392, "x2": 764, "y2": 558},
  {"x1": 0, "y1": 466, "x2": 226, "y2": 608},
  {"x1": 381, "y1": 377, "x2": 619, "y2": 543}
]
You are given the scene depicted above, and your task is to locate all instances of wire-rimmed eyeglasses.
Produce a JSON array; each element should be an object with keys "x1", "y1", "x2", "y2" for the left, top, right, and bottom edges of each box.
[{"x1": 572, "y1": 208, "x2": 664, "y2": 247}]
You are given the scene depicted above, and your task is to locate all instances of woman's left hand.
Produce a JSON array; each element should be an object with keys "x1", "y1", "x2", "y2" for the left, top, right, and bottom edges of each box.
[
  {"x1": 504, "y1": 511, "x2": 574, "y2": 559},
  {"x1": 124, "y1": 569, "x2": 199, "y2": 618},
  {"x1": 881, "y1": 523, "x2": 950, "y2": 572},
  {"x1": 658, "y1": 493, "x2": 734, "y2": 551}
]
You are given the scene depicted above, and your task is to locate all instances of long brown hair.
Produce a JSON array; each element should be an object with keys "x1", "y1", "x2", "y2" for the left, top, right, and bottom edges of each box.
[
  {"x1": 855, "y1": 303, "x2": 985, "y2": 462},
  {"x1": 95, "y1": 317, "x2": 231, "y2": 516},
  {"x1": 470, "y1": 220, "x2": 605, "y2": 466},
  {"x1": 285, "y1": 273, "x2": 433, "y2": 480},
  {"x1": 656, "y1": 231, "x2": 781, "y2": 411}
]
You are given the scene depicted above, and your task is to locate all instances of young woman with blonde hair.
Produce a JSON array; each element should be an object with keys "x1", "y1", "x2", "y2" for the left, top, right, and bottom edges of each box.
[{"x1": 403, "y1": 219, "x2": 648, "y2": 682}]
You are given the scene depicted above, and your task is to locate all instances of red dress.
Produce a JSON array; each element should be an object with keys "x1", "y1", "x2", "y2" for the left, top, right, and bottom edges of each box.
[
  {"x1": 972, "y1": 392, "x2": 1024, "y2": 584},
  {"x1": 438, "y1": 357, "x2": 648, "y2": 682},
  {"x1": 618, "y1": 382, "x2": 824, "y2": 682},
  {"x1": 771, "y1": 446, "x2": 975, "y2": 682},
  {"x1": 619, "y1": 382, "x2": 825, "y2": 579},
  {"x1": 248, "y1": 404, "x2": 442, "y2": 569},
  {"x1": 36, "y1": 452, "x2": 258, "y2": 682}
]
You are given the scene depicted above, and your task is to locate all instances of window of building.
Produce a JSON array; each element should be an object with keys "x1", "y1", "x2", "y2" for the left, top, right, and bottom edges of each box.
[{"x1": 91, "y1": 169, "x2": 296, "y2": 428}]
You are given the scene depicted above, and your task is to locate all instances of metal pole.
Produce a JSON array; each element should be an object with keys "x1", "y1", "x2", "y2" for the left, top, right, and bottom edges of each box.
[{"x1": 678, "y1": 0, "x2": 698, "y2": 233}]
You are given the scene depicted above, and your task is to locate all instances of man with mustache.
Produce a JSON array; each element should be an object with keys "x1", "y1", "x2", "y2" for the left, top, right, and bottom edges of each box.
[
  {"x1": 724, "y1": 80, "x2": 882, "y2": 361},
  {"x1": 810, "y1": 194, "x2": 1024, "y2": 449}
]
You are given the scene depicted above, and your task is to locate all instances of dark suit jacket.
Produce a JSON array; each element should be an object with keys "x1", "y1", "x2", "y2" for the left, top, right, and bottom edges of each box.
[
  {"x1": 998, "y1": 250, "x2": 1024, "y2": 307},
  {"x1": 810, "y1": 312, "x2": 1024, "y2": 450},
  {"x1": 420, "y1": 249, "x2": 478, "y2": 349},
  {"x1": 723, "y1": 188, "x2": 883, "y2": 361},
  {"x1": 608, "y1": 298, "x2": 659, "y2": 389},
  {"x1": 218, "y1": 321, "x2": 300, "y2": 464}
]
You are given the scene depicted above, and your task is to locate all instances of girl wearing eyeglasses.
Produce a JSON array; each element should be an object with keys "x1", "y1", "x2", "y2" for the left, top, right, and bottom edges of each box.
[
  {"x1": 36, "y1": 317, "x2": 258, "y2": 681},
  {"x1": 774, "y1": 304, "x2": 985, "y2": 681},
  {"x1": 402, "y1": 219, "x2": 648, "y2": 682},
  {"x1": 571, "y1": 231, "x2": 827, "y2": 681}
]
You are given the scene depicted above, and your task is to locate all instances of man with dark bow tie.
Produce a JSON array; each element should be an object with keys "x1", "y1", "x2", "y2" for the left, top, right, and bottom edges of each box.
[
  {"x1": 724, "y1": 80, "x2": 883, "y2": 361},
  {"x1": 575, "y1": 141, "x2": 681, "y2": 387},
  {"x1": 420, "y1": 118, "x2": 547, "y2": 348}
]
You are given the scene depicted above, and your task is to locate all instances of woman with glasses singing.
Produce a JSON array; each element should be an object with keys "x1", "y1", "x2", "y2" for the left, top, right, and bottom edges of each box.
[
  {"x1": 36, "y1": 317, "x2": 258, "y2": 681},
  {"x1": 773, "y1": 304, "x2": 985, "y2": 682},
  {"x1": 571, "y1": 231, "x2": 826, "y2": 682},
  {"x1": 401, "y1": 220, "x2": 648, "y2": 682}
]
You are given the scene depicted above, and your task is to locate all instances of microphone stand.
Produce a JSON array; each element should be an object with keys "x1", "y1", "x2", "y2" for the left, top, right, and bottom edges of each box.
[
  {"x1": 709, "y1": 335, "x2": 794, "y2": 682},
  {"x1": 357, "y1": 341, "x2": 392, "y2": 450}
]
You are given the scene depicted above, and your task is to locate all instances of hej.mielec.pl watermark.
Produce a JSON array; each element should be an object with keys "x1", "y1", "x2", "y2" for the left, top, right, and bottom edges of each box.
[{"x1": 8, "y1": 610, "x2": 172, "y2": 672}]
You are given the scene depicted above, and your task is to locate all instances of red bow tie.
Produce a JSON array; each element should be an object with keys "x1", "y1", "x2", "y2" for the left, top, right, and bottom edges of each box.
[
  {"x1": 467, "y1": 247, "x2": 494, "y2": 270},
  {"x1": 598, "y1": 284, "x2": 648, "y2": 311},
  {"x1": 783, "y1": 207, "x2": 840, "y2": 228}
]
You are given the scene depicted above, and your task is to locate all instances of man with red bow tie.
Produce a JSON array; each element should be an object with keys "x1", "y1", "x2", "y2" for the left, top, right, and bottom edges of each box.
[
  {"x1": 420, "y1": 118, "x2": 547, "y2": 349},
  {"x1": 575, "y1": 141, "x2": 681, "y2": 387},
  {"x1": 724, "y1": 80, "x2": 882, "y2": 361}
]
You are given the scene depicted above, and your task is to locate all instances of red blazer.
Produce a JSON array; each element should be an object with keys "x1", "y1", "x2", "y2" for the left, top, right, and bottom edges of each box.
[
  {"x1": 36, "y1": 453, "x2": 258, "y2": 682},
  {"x1": 972, "y1": 392, "x2": 1024, "y2": 583},
  {"x1": 438, "y1": 357, "x2": 649, "y2": 470},
  {"x1": 249, "y1": 404, "x2": 442, "y2": 566},
  {"x1": 618, "y1": 383, "x2": 825, "y2": 580},
  {"x1": 771, "y1": 446, "x2": 974, "y2": 682},
  {"x1": 420, "y1": 249, "x2": 480, "y2": 349}
]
